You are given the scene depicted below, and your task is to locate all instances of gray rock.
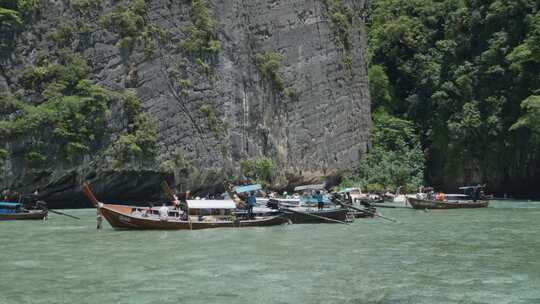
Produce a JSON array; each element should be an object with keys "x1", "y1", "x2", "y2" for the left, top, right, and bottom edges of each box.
[{"x1": 0, "y1": 0, "x2": 370, "y2": 207}]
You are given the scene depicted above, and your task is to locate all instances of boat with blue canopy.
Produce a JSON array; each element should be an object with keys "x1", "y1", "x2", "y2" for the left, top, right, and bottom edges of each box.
[
  {"x1": 0, "y1": 202, "x2": 21, "y2": 213},
  {"x1": 0, "y1": 201, "x2": 48, "y2": 221}
]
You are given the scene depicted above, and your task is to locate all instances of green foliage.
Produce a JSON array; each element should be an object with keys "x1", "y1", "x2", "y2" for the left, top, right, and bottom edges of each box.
[
  {"x1": 0, "y1": 93, "x2": 25, "y2": 115},
  {"x1": 159, "y1": 149, "x2": 192, "y2": 175},
  {"x1": 368, "y1": 65, "x2": 392, "y2": 110},
  {"x1": 254, "y1": 52, "x2": 288, "y2": 100},
  {"x1": 20, "y1": 49, "x2": 90, "y2": 96},
  {"x1": 70, "y1": 0, "x2": 102, "y2": 16},
  {"x1": 100, "y1": 1, "x2": 145, "y2": 37},
  {"x1": 0, "y1": 0, "x2": 39, "y2": 19},
  {"x1": 0, "y1": 147, "x2": 6, "y2": 170},
  {"x1": 178, "y1": 79, "x2": 192, "y2": 97},
  {"x1": 195, "y1": 58, "x2": 210, "y2": 75},
  {"x1": 99, "y1": 0, "x2": 169, "y2": 61},
  {"x1": 0, "y1": 7, "x2": 22, "y2": 54},
  {"x1": 48, "y1": 20, "x2": 75, "y2": 47},
  {"x1": 141, "y1": 25, "x2": 170, "y2": 59},
  {"x1": 323, "y1": 0, "x2": 354, "y2": 51},
  {"x1": 178, "y1": 0, "x2": 221, "y2": 58},
  {"x1": 199, "y1": 104, "x2": 225, "y2": 136},
  {"x1": 344, "y1": 110, "x2": 425, "y2": 192},
  {"x1": 0, "y1": 0, "x2": 40, "y2": 54},
  {"x1": 108, "y1": 114, "x2": 157, "y2": 165},
  {"x1": 0, "y1": 148, "x2": 7, "y2": 161},
  {"x1": 100, "y1": 0, "x2": 146, "y2": 53},
  {"x1": 368, "y1": 0, "x2": 540, "y2": 187},
  {"x1": 2, "y1": 50, "x2": 156, "y2": 167},
  {"x1": 1, "y1": 80, "x2": 112, "y2": 162},
  {"x1": 25, "y1": 149, "x2": 47, "y2": 168},
  {"x1": 12, "y1": 0, "x2": 40, "y2": 18},
  {"x1": 107, "y1": 91, "x2": 157, "y2": 166},
  {"x1": 241, "y1": 157, "x2": 274, "y2": 184},
  {"x1": 0, "y1": 7, "x2": 22, "y2": 29},
  {"x1": 510, "y1": 96, "x2": 540, "y2": 137}
]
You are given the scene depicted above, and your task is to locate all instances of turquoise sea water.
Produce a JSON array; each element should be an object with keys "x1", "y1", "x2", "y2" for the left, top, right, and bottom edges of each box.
[{"x1": 1, "y1": 200, "x2": 539, "y2": 304}]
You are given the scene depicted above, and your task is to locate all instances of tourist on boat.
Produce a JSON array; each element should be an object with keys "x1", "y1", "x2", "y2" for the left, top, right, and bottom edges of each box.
[
  {"x1": 247, "y1": 191, "x2": 256, "y2": 219},
  {"x1": 96, "y1": 208, "x2": 103, "y2": 230},
  {"x1": 132, "y1": 209, "x2": 142, "y2": 217},
  {"x1": 428, "y1": 190, "x2": 435, "y2": 200},
  {"x1": 473, "y1": 185, "x2": 481, "y2": 202},
  {"x1": 159, "y1": 204, "x2": 169, "y2": 221},
  {"x1": 314, "y1": 190, "x2": 324, "y2": 210},
  {"x1": 435, "y1": 192, "x2": 445, "y2": 201},
  {"x1": 346, "y1": 192, "x2": 353, "y2": 205}
]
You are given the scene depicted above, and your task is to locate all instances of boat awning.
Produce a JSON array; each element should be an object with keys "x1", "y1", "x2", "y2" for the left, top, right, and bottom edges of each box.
[
  {"x1": 338, "y1": 187, "x2": 361, "y2": 194},
  {"x1": 0, "y1": 202, "x2": 20, "y2": 208},
  {"x1": 186, "y1": 200, "x2": 236, "y2": 209},
  {"x1": 294, "y1": 184, "x2": 325, "y2": 191},
  {"x1": 233, "y1": 184, "x2": 262, "y2": 194}
]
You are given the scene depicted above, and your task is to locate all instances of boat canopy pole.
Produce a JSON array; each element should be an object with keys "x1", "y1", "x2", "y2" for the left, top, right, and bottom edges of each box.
[{"x1": 48, "y1": 209, "x2": 80, "y2": 220}]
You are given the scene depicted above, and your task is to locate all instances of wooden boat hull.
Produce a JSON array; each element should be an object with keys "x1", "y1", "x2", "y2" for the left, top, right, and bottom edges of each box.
[
  {"x1": 100, "y1": 204, "x2": 289, "y2": 230},
  {"x1": 0, "y1": 210, "x2": 48, "y2": 221},
  {"x1": 281, "y1": 208, "x2": 352, "y2": 224},
  {"x1": 408, "y1": 197, "x2": 489, "y2": 209}
]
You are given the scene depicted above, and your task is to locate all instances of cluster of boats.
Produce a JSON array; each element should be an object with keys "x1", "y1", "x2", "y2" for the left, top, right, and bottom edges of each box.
[
  {"x1": 1, "y1": 183, "x2": 491, "y2": 229},
  {"x1": 80, "y1": 182, "x2": 378, "y2": 230}
]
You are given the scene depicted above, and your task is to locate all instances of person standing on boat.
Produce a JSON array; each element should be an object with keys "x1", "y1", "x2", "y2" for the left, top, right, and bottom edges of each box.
[
  {"x1": 247, "y1": 191, "x2": 256, "y2": 219},
  {"x1": 473, "y1": 184, "x2": 481, "y2": 202},
  {"x1": 314, "y1": 190, "x2": 324, "y2": 211},
  {"x1": 159, "y1": 204, "x2": 169, "y2": 221}
]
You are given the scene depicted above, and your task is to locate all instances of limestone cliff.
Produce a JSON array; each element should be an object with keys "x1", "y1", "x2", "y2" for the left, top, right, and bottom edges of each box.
[{"x1": 0, "y1": 0, "x2": 370, "y2": 207}]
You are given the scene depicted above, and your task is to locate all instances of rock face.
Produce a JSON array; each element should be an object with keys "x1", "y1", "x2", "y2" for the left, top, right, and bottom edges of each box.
[{"x1": 0, "y1": 0, "x2": 370, "y2": 207}]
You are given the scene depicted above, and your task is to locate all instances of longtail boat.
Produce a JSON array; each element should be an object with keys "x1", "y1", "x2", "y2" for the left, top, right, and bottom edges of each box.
[
  {"x1": 267, "y1": 198, "x2": 353, "y2": 224},
  {"x1": 81, "y1": 183, "x2": 288, "y2": 230},
  {"x1": 407, "y1": 197, "x2": 489, "y2": 209},
  {"x1": 280, "y1": 207, "x2": 353, "y2": 224},
  {"x1": 0, "y1": 202, "x2": 48, "y2": 221}
]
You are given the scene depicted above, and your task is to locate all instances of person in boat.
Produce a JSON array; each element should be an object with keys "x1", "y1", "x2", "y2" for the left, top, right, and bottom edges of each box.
[
  {"x1": 159, "y1": 204, "x2": 169, "y2": 221},
  {"x1": 314, "y1": 190, "x2": 324, "y2": 211},
  {"x1": 473, "y1": 184, "x2": 481, "y2": 202},
  {"x1": 247, "y1": 191, "x2": 256, "y2": 219},
  {"x1": 96, "y1": 208, "x2": 103, "y2": 230},
  {"x1": 132, "y1": 208, "x2": 142, "y2": 217},
  {"x1": 346, "y1": 192, "x2": 353, "y2": 205},
  {"x1": 435, "y1": 192, "x2": 445, "y2": 201}
]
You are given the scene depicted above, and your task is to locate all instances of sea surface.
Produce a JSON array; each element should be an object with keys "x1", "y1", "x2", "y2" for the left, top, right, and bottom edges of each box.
[{"x1": 1, "y1": 200, "x2": 539, "y2": 304}]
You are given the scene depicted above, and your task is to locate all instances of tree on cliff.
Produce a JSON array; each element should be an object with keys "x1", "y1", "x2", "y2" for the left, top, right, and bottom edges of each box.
[
  {"x1": 367, "y1": 0, "x2": 540, "y2": 194},
  {"x1": 343, "y1": 110, "x2": 425, "y2": 192}
]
